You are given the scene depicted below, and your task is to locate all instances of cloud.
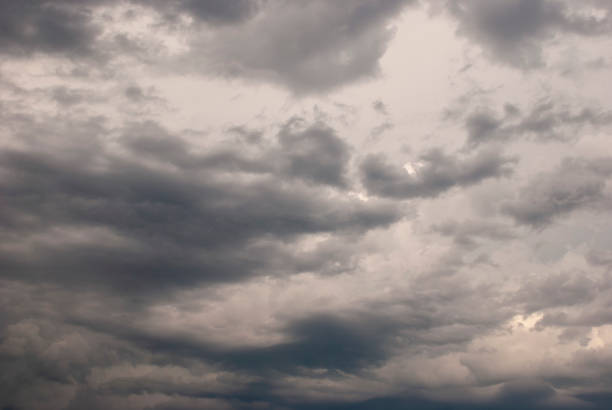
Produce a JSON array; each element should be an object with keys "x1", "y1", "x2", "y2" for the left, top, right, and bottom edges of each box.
[
  {"x1": 185, "y1": 0, "x2": 413, "y2": 93},
  {"x1": 0, "y1": 114, "x2": 402, "y2": 294},
  {"x1": 0, "y1": 0, "x2": 413, "y2": 94},
  {"x1": 516, "y1": 271, "x2": 600, "y2": 313},
  {"x1": 464, "y1": 100, "x2": 612, "y2": 148},
  {"x1": 360, "y1": 148, "x2": 516, "y2": 199},
  {"x1": 0, "y1": 0, "x2": 261, "y2": 58},
  {"x1": 219, "y1": 313, "x2": 399, "y2": 373},
  {"x1": 121, "y1": 119, "x2": 351, "y2": 187},
  {"x1": 503, "y1": 157, "x2": 612, "y2": 227},
  {"x1": 0, "y1": 110, "x2": 406, "y2": 408},
  {"x1": 495, "y1": 379, "x2": 557, "y2": 408},
  {"x1": 431, "y1": 219, "x2": 516, "y2": 247},
  {"x1": 372, "y1": 100, "x2": 388, "y2": 115},
  {"x1": 50, "y1": 86, "x2": 100, "y2": 106},
  {"x1": 277, "y1": 119, "x2": 351, "y2": 188},
  {"x1": 0, "y1": 0, "x2": 112, "y2": 57},
  {"x1": 444, "y1": 0, "x2": 612, "y2": 68},
  {"x1": 3, "y1": 1, "x2": 612, "y2": 408},
  {"x1": 139, "y1": 0, "x2": 260, "y2": 26}
]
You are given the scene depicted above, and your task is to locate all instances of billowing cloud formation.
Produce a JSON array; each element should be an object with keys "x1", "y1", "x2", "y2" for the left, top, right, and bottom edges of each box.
[
  {"x1": 360, "y1": 148, "x2": 515, "y2": 199},
  {"x1": 445, "y1": 0, "x2": 612, "y2": 68},
  {"x1": 2, "y1": 1, "x2": 612, "y2": 409},
  {"x1": 0, "y1": 0, "x2": 106, "y2": 57},
  {"x1": 189, "y1": 0, "x2": 413, "y2": 92},
  {"x1": 0, "y1": 0, "x2": 412, "y2": 92},
  {"x1": 0, "y1": 115, "x2": 400, "y2": 294}
]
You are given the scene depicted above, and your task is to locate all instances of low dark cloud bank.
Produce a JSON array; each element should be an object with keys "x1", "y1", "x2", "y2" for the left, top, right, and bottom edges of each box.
[
  {"x1": 0, "y1": 112, "x2": 405, "y2": 408},
  {"x1": 0, "y1": 115, "x2": 400, "y2": 294}
]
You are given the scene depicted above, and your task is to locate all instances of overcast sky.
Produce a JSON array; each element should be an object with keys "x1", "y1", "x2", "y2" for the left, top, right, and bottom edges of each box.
[{"x1": 1, "y1": 1, "x2": 612, "y2": 409}]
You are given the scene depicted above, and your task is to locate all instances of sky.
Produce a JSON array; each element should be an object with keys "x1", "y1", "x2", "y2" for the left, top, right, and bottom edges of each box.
[{"x1": 1, "y1": 1, "x2": 612, "y2": 409}]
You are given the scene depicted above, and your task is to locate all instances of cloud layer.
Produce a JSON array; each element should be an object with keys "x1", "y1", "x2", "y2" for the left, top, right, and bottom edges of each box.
[{"x1": 2, "y1": 1, "x2": 612, "y2": 409}]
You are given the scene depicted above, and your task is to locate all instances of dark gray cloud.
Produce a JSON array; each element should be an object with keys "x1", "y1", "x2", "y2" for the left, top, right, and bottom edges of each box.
[
  {"x1": 0, "y1": 0, "x2": 413, "y2": 93},
  {"x1": 444, "y1": 0, "x2": 612, "y2": 68},
  {"x1": 3, "y1": 1, "x2": 612, "y2": 409},
  {"x1": 0, "y1": 114, "x2": 401, "y2": 294},
  {"x1": 0, "y1": 0, "x2": 114, "y2": 57},
  {"x1": 192, "y1": 0, "x2": 414, "y2": 93},
  {"x1": 50, "y1": 86, "x2": 99, "y2": 106},
  {"x1": 217, "y1": 313, "x2": 399, "y2": 374},
  {"x1": 289, "y1": 392, "x2": 611, "y2": 410},
  {"x1": 0, "y1": 109, "x2": 405, "y2": 407},
  {"x1": 464, "y1": 100, "x2": 612, "y2": 148},
  {"x1": 277, "y1": 119, "x2": 351, "y2": 188},
  {"x1": 465, "y1": 110, "x2": 503, "y2": 145},
  {"x1": 121, "y1": 119, "x2": 351, "y2": 187},
  {"x1": 0, "y1": 0, "x2": 260, "y2": 58},
  {"x1": 138, "y1": 0, "x2": 260, "y2": 25},
  {"x1": 0, "y1": 284, "x2": 456, "y2": 409},
  {"x1": 495, "y1": 380, "x2": 557, "y2": 408},
  {"x1": 432, "y1": 219, "x2": 517, "y2": 247},
  {"x1": 0, "y1": 229, "x2": 519, "y2": 410},
  {"x1": 0, "y1": 250, "x2": 599, "y2": 410},
  {"x1": 536, "y1": 296, "x2": 612, "y2": 329},
  {"x1": 503, "y1": 157, "x2": 612, "y2": 227},
  {"x1": 123, "y1": 85, "x2": 164, "y2": 105},
  {"x1": 360, "y1": 148, "x2": 516, "y2": 199},
  {"x1": 516, "y1": 271, "x2": 600, "y2": 313}
]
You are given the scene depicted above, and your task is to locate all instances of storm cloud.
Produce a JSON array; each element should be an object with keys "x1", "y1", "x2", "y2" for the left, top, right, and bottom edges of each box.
[
  {"x1": 2, "y1": 1, "x2": 612, "y2": 409},
  {"x1": 0, "y1": 114, "x2": 400, "y2": 294}
]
